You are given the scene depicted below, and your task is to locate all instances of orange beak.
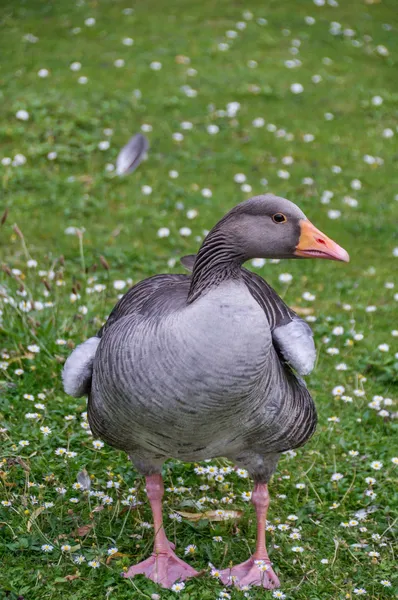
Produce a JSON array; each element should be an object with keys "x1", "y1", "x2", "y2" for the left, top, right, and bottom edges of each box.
[{"x1": 294, "y1": 220, "x2": 350, "y2": 262}]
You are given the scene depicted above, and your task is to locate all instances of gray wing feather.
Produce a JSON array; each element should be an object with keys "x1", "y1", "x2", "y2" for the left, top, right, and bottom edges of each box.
[
  {"x1": 98, "y1": 274, "x2": 190, "y2": 336},
  {"x1": 116, "y1": 133, "x2": 149, "y2": 176}
]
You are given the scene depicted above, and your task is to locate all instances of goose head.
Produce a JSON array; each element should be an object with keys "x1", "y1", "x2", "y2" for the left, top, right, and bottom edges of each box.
[{"x1": 217, "y1": 194, "x2": 349, "y2": 263}]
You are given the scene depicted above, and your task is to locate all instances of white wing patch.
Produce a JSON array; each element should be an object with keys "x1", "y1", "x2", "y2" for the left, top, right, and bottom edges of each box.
[
  {"x1": 272, "y1": 319, "x2": 316, "y2": 375},
  {"x1": 62, "y1": 337, "x2": 100, "y2": 397}
]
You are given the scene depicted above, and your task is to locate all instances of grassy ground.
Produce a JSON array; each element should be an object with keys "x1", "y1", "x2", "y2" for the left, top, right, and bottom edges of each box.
[{"x1": 1, "y1": 0, "x2": 397, "y2": 598}]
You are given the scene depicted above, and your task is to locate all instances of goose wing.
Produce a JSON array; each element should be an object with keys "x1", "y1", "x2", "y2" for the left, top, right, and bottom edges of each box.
[{"x1": 97, "y1": 273, "x2": 190, "y2": 337}]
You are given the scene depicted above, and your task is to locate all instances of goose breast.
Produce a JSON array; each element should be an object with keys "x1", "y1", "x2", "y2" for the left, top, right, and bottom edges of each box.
[{"x1": 90, "y1": 280, "x2": 272, "y2": 460}]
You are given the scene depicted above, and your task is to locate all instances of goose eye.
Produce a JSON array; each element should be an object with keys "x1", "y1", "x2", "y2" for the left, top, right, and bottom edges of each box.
[{"x1": 272, "y1": 213, "x2": 287, "y2": 223}]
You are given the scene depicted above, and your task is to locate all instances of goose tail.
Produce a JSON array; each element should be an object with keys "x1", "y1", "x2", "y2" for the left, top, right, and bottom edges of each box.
[{"x1": 62, "y1": 337, "x2": 100, "y2": 398}]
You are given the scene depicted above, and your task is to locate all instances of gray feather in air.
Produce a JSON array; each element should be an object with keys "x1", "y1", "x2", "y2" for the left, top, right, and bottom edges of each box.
[{"x1": 116, "y1": 133, "x2": 149, "y2": 176}]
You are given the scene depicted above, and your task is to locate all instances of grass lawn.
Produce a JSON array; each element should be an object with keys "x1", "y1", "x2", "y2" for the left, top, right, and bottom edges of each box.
[{"x1": 1, "y1": 0, "x2": 397, "y2": 598}]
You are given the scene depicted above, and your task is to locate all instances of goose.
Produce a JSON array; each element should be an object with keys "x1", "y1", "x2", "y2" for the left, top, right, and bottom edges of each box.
[{"x1": 62, "y1": 194, "x2": 349, "y2": 590}]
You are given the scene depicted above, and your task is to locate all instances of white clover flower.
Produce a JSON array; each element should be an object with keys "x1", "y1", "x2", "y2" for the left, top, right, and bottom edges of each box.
[
  {"x1": 332, "y1": 385, "x2": 345, "y2": 396},
  {"x1": 370, "y1": 461, "x2": 383, "y2": 470},
  {"x1": 376, "y1": 45, "x2": 389, "y2": 56},
  {"x1": 92, "y1": 439, "x2": 104, "y2": 449},
  {"x1": 180, "y1": 121, "x2": 193, "y2": 130},
  {"x1": 332, "y1": 326, "x2": 344, "y2": 335},
  {"x1": 326, "y1": 347, "x2": 339, "y2": 355},
  {"x1": 150, "y1": 61, "x2": 162, "y2": 70},
  {"x1": 207, "y1": 124, "x2": 219, "y2": 135},
  {"x1": 290, "y1": 83, "x2": 304, "y2": 94},
  {"x1": 184, "y1": 544, "x2": 197, "y2": 555},
  {"x1": 16, "y1": 110, "x2": 29, "y2": 121},
  {"x1": 279, "y1": 273, "x2": 293, "y2": 283},
  {"x1": 378, "y1": 343, "x2": 389, "y2": 352},
  {"x1": 157, "y1": 227, "x2": 170, "y2": 238},
  {"x1": 88, "y1": 559, "x2": 100, "y2": 568},
  {"x1": 277, "y1": 169, "x2": 290, "y2": 179},
  {"x1": 251, "y1": 258, "x2": 266, "y2": 268},
  {"x1": 73, "y1": 555, "x2": 86, "y2": 564},
  {"x1": 252, "y1": 117, "x2": 265, "y2": 128},
  {"x1": 371, "y1": 95, "x2": 383, "y2": 106},
  {"x1": 179, "y1": 227, "x2": 192, "y2": 237},
  {"x1": 27, "y1": 344, "x2": 40, "y2": 353},
  {"x1": 113, "y1": 280, "x2": 126, "y2": 290},
  {"x1": 335, "y1": 363, "x2": 347, "y2": 371}
]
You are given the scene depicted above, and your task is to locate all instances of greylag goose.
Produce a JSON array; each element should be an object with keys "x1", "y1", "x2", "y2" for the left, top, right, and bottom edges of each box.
[{"x1": 62, "y1": 194, "x2": 349, "y2": 590}]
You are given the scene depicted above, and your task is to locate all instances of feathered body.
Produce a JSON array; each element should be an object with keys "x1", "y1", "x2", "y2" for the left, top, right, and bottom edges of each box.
[
  {"x1": 88, "y1": 270, "x2": 316, "y2": 480},
  {"x1": 62, "y1": 194, "x2": 351, "y2": 589}
]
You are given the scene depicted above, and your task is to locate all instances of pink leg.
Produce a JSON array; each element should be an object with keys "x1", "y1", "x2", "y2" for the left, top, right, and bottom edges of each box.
[
  {"x1": 123, "y1": 474, "x2": 199, "y2": 588},
  {"x1": 219, "y1": 483, "x2": 280, "y2": 589}
]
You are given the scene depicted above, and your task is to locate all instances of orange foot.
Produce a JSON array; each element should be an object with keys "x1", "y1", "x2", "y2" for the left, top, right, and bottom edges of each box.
[
  {"x1": 219, "y1": 557, "x2": 280, "y2": 590},
  {"x1": 122, "y1": 547, "x2": 198, "y2": 588}
]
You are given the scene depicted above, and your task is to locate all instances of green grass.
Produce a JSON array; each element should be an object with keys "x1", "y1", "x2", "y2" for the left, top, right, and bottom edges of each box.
[{"x1": 1, "y1": 0, "x2": 397, "y2": 598}]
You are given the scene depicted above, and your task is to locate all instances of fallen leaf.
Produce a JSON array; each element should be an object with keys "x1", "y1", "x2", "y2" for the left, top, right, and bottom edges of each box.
[
  {"x1": 65, "y1": 574, "x2": 80, "y2": 582},
  {"x1": 176, "y1": 510, "x2": 243, "y2": 522},
  {"x1": 106, "y1": 552, "x2": 130, "y2": 564},
  {"x1": 76, "y1": 524, "x2": 93, "y2": 537},
  {"x1": 89, "y1": 505, "x2": 104, "y2": 518},
  {"x1": 54, "y1": 573, "x2": 80, "y2": 583},
  {"x1": 15, "y1": 457, "x2": 30, "y2": 472},
  {"x1": 27, "y1": 506, "x2": 45, "y2": 532}
]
